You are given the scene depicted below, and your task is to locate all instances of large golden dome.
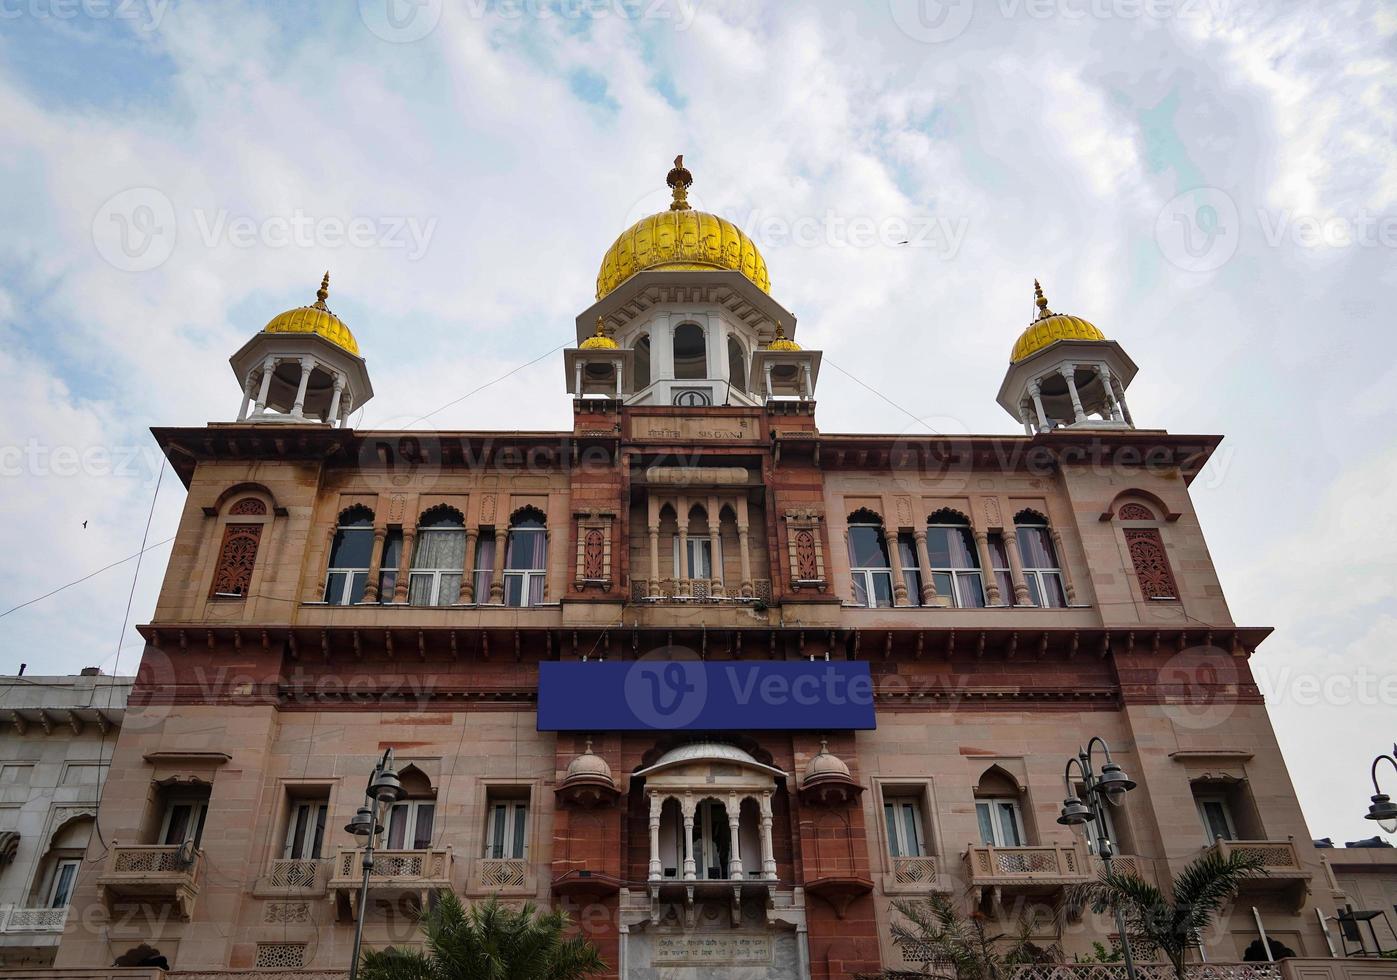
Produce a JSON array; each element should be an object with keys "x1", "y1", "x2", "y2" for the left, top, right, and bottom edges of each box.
[
  {"x1": 263, "y1": 272, "x2": 360, "y2": 356},
  {"x1": 595, "y1": 156, "x2": 770, "y2": 301},
  {"x1": 1010, "y1": 280, "x2": 1106, "y2": 362}
]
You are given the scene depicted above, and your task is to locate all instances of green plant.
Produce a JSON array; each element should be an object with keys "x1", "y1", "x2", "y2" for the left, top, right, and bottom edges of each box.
[
  {"x1": 1073, "y1": 940, "x2": 1124, "y2": 964},
  {"x1": 1063, "y1": 850, "x2": 1266, "y2": 980},
  {"x1": 873, "y1": 894, "x2": 1060, "y2": 980},
  {"x1": 356, "y1": 892, "x2": 606, "y2": 980}
]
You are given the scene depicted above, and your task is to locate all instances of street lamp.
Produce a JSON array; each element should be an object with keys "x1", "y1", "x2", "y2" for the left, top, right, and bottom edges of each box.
[
  {"x1": 346, "y1": 748, "x2": 403, "y2": 980},
  {"x1": 1058, "y1": 737, "x2": 1140, "y2": 980},
  {"x1": 1363, "y1": 744, "x2": 1397, "y2": 834}
]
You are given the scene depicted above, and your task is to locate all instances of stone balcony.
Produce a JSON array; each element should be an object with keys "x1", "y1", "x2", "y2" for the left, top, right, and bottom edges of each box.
[
  {"x1": 0, "y1": 905, "x2": 68, "y2": 938},
  {"x1": 964, "y1": 842, "x2": 1092, "y2": 909},
  {"x1": 881, "y1": 855, "x2": 952, "y2": 896},
  {"x1": 95, "y1": 843, "x2": 203, "y2": 920},
  {"x1": 470, "y1": 857, "x2": 534, "y2": 896},
  {"x1": 327, "y1": 847, "x2": 453, "y2": 920},
  {"x1": 1206, "y1": 837, "x2": 1312, "y2": 910},
  {"x1": 630, "y1": 577, "x2": 773, "y2": 604}
]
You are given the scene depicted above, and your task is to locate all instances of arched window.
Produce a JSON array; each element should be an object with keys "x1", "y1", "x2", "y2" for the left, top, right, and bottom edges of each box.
[
  {"x1": 1014, "y1": 510, "x2": 1066, "y2": 608},
  {"x1": 323, "y1": 505, "x2": 375, "y2": 606},
  {"x1": 926, "y1": 510, "x2": 985, "y2": 608},
  {"x1": 673, "y1": 323, "x2": 707, "y2": 380},
  {"x1": 633, "y1": 334, "x2": 652, "y2": 389},
  {"x1": 503, "y1": 507, "x2": 547, "y2": 607},
  {"x1": 409, "y1": 507, "x2": 466, "y2": 606},
  {"x1": 673, "y1": 505, "x2": 719, "y2": 583},
  {"x1": 847, "y1": 511, "x2": 893, "y2": 608},
  {"x1": 385, "y1": 765, "x2": 436, "y2": 850},
  {"x1": 210, "y1": 496, "x2": 270, "y2": 598},
  {"x1": 974, "y1": 766, "x2": 1027, "y2": 847},
  {"x1": 727, "y1": 336, "x2": 747, "y2": 393}
]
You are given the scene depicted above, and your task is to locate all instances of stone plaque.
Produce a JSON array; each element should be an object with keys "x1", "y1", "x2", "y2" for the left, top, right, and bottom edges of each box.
[
  {"x1": 632, "y1": 415, "x2": 758, "y2": 441},
  {"x1": 652, "y1": 933, "x2": 773, "y2": 966}
]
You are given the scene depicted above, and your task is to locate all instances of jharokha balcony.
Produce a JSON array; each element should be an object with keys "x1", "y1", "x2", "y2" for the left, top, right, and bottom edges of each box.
[
  {"x1": 95, "y1": 842, "x2": 203, "y2": 920},
  {"x1": 964, "y1": 842, "x2": 1092, "y2": 909},
  {"x1": 1206, "y1": 837, "x2": 1312, "y2": 909},
  {"x1": 630, "y1": 577, "x2": 772, "y2": 603},
  {"x1": 327, "y1": 847, "x2": 453, "y2": 920}
]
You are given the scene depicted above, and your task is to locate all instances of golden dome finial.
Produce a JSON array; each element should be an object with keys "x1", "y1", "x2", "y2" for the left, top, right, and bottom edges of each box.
[
  {"x1": 666, "y1": 154, "x2": 693, "y2": 211},
  {"x1": 579, "y1": 315, "x2": 619, "y2": 350},
  {"x1": 1033, "y1": 278, "x2": 1053, "y2": 321},
  {"x1": 766, "y1": 319, "x2": 801, "y2": 351},
  {"x1": 314, "y1": 271, "x2": 331, "y2": 311}
]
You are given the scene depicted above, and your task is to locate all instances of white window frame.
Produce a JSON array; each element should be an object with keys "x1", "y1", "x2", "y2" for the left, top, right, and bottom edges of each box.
[
  {"x1": 159, "y1": 799, "x2": 208, "y2": 847},
  {"x1": 282, "y1": 799, "x2": 328, "y2": 860},
  {"x1": 323, "y1": 522, "x2": 373, "y2": 606},
  {"x1": 848, "y1": 524, "x2": 894, "y2": 608},
  {"x1": 385, "y1": 799, "x2": 435, "y2": 851},
  {"x1": 409, "y1": 525, "x2": 465, "y2": 607},
  {"x1": 975, "y1": 797, "x2": 1026, "y2": 847},
  {"x1": 692, "y1": 799, "x2": 730, "y2": 880},
  {"x1": 1196, "y1": 795, "x2": 1237, "y2": 844},
  {"x1": 884, "y1": 796, "x2": 927, "y2": 859},
  {"x1": 1015, "y1": 522, "x2": 1067, "y2": 608},
  {"x1": 484, "y1": 800, "x2": 529, "y2": 860},
  {"x1": 46, "y1": 857, "x2": 81, "y2": 908},
  {"x1": 672, "y1": 535, "x2": 721, "y2": 582},
  {"x1": 503, "y1": 526, "x2": 547, "y2": 608},
  {"x1": 926, "y1": 523, "x2": 986, "y2": 609}
]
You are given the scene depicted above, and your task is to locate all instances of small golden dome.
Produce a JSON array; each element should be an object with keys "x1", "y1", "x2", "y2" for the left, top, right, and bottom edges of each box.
[
  {"x1": 579, "y1": 316, "x2": 619, "y2": 350},
  {"x1": 1010, "y1": 280, "x2": 1105, "y2": 363},
  {"x1": 766, "y1": 320, "x2": 801, "y2": 352},
  {"x1": 263, "y1": 272, "x2": 360, "y2": 356},
  {"x1": 595, "y1": 155, "x2": 771, "y2": 301}
]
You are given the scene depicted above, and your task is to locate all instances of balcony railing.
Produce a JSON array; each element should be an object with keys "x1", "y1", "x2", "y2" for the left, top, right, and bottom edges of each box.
[
  {"x1": 95, "y1": 843, "x2": 203, "y2": 920},
  {"x1": 965, "y1": 842, "x2": 1090, "y2": 907},
  {"x1": 328, "y1": 847, "x2": 453, "y2": 920},
  {"x1": 1205, "y1": 837, "x2": 1311, "y2": 909},
  {"x1": 630, "y1": 578, "x2": 772, "y2": 603},
  {"x1": 1010, "y1": 965, "x2": 1284, "y2": 980},
  {"x1": 2, "y1": 906, "x2": 69, "y2": 933},
  {"x1": 474, "y1": 857, "x2": 530, "y2": 892},
  {"x1": 252, "y1": 857, "x2": 327, "y2": 898}
]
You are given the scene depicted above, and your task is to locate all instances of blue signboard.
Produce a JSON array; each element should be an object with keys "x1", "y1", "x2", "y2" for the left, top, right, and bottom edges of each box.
[{"x1": 537, "y1": 660, "x2": 876, "y2": 731}]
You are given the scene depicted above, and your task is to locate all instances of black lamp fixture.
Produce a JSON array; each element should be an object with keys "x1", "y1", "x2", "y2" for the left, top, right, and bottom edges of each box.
[
  {"x1": 1364, "y1": 745, "x2": 1397, "y2": 834},
  {"x1": 1094, "y1": 759, "x2": 1138, "y2": 806},
  {"x1": 347, "y1": 747, "x2": 401, "y2": 980}
]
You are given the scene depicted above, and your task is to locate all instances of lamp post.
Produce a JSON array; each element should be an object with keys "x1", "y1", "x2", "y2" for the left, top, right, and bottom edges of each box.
[
  {"x1": 345, "y1": 747, "x2": 404, "y2": 980},
  {"x1": 1057, "y1": 737, "x2": 1140, "y2": 980},
  {"x1": 1363, "y1": 744, "x2": 1397, "y2": 834}
]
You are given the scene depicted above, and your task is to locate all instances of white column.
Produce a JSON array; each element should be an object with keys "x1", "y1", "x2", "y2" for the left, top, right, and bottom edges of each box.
[
  {"x1": 1112, "y1": 376, "x2": 1135, "y2": 426},
  {"x1": 758, "y1": 792, "x2": 776, "y2": 881},
  {"x1": 1028, "y1": 381, "x2": 1049, "y2": 431},
  {"x1": 1021, "y1": 401, "x2": 1035, "y2": 435},
  {"x1": 327, "y1": 373, "x2": 345, "y2": 426},
  {"x1": 339, "y1": 391, "x2": 354, "y2": 428},
  {"x1": 1098, "y1": 364, "x2": 1124, "y2": 422},
  {"x1": 764, "y1": 362, "x2": 775, "y2": 400},
  {"x1": 727, "y1": 793, "x2": 743, "y2": 880},
  {"x1": 801, "y1": 362, "x2": 814, "y2": 400},
  {"x1": 648, "y1": 794, "x2": 663, "y2": 881},
  {"x1": 254, "y1": 356, "x2": 276, "y2": 414},
  {"x1": 237, "y1": 374, "x2": 257, "y2": 421},
  {"x1": 681, "y1": 795, "x2": 697, "y2": 881},
  {"x1": 1061, "y1": 364, "x2": 1086, "y2": 423},
  {"x1": 654, "y1": 314, "x2": 674, "y2": 381},
  {"x1": 291, "y1": 357, "x2": 315, "y2": 418}
]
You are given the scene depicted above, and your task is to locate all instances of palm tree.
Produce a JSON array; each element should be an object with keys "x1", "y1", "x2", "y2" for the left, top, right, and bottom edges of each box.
[
  {"x1": 356, "y1": 892, "x2": 606, "y2": 980},
  {"x1": 875, "y1": 894, "x2": 1058, "y2": 980},
  {"x1": 1063, "y1": 850, "x2": 1266, "y2": 980}
]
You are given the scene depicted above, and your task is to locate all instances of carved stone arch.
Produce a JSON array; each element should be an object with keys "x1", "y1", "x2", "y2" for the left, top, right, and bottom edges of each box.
[
  {"x1": 1102, "y1": 489, "x2": 1180, "y2": 523},
  {"x1": 336, "y1": 503, "x2": 375, "y2": 526},
  {"x1": 212, "y1": 482, "x2": 279, "y2": 515},
  {"x1": 847, "y1": 507, "x2": 883, "y2": 525},
  {"x1": 635, "y1": 735, "x2": 780, "y2": 774},
  {"x1": 396, "y1": 763, "x2": 437, "y2": 797},
  {"x1": 1013, "y1": 508, "x2": 1049, "y2": 526},
  {"x1": 509, "y1": 504, "x2": 547, "y2": 528},
  {"x1": 418, "y1": 504, "x2": 464, "y2": 527},
  {"x1": 1115, "y1": 502, "x2": 1157, "y2": 522},
  {"x1": 927, "y1": 507, "x2": 971, "y2": 525},
  {"x1": 974, "y1": 763, "x2": 1027, "y2": 795}
]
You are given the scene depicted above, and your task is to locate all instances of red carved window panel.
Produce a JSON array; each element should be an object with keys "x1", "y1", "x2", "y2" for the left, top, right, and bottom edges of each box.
[
  {"x1": 211, "y1": 524, "x2": 262, "y2": 597},
  {"x1": 228, "y1": 497, "x2": 267, "y2": 516},
  {"x1": 794, "y1": 529, "x2": 819, "y2": 580},
  {"x1": 583, "y1": 528, "x2": 606, "y2": 580},
  {"x1": 1124, "y1": 528, "x2": 1177, "y2": 600},
  {"x1": 1116, "y1": 503, "x2": 1154, "y2": 521}
]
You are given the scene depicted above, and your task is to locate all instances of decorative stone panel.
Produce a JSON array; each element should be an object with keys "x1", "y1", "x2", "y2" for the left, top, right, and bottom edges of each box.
[
  {"x1": 255, "y1": 943, "x2": 307, "y2": 968},
  {"x1": 783, "y1": 508, "x2": 826, "y2": 590},
  {"x1": 573, "y1": 511, "x2": 615, "y2": 591},
  {"x1": 210, "y1": 524, "x2": 262, "y2": 597},
  {"x1": 1124, "y1": 528, "x2": 1177, "y2": 600}
]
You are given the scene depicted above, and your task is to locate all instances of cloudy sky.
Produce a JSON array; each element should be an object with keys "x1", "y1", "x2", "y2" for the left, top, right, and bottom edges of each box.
[{"x1": 1, "y1": 1, "x2": 1394, "y2": 844}]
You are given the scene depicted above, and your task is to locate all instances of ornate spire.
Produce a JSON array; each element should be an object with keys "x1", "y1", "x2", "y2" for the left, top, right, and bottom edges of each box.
[
  {"x1": 666, "y1": 154, "x2": 693, "y2": 211},
  {"x1": 1033, "y1": 278, "x2": 1053, "y2": 321},
  {"x1": 579, "y1": 314, "x2": 619, "y2": 350},
  {"x1": 314, "y1": 271, "x2": 331, "y2": 311},
  {"x1": 766, "y1": 319, "x2": 801, "y2": 351}
]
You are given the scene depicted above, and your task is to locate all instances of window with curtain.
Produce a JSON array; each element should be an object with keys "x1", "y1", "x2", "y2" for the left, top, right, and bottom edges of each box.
[
  {"x1": 323, "y1": 508, "x2": 374, "y2": 605},
  {"x1": 986, "y1": 532, "x2": 1016, "y2": 606},
  {"x1": 926, "y1": 514, "x2": 985, "y2": 608},
  {"x1": 409, "y1": 509, "x2": 466, "y2": 606},
  {"x1": 386, "y1": 799, "x2": 435, "y2": 850},
  {"x1": 46, "y1": 858, "x2": 81, "y2": 908},
  {"x1": 673, "y1": 536, "x2": 718, "y2": 580},
  {"x1": 896, "y1": 533, "x2": 922, "y2": 606},
  {"x1": 884, "y1": 797, "x2": 926, "y2": 858},
  {"x1": 975, "y1": 797, "x2": 1026, "y2": 847},
  {"x1": 1015, "y1": 513, "x2": 1067, "y2": 608},
  {"x1": 282, "y1": 797, "x2": 328, "y2": 860},
  {"x1": 847, "y1": 519, "x2": 893, "y2": 608},
  {"x1": 473, "y1": 531, "x2": 496, "y2": 602},
  {"x1": 485, "y1": 798, "x2": 529, "y2": 859},
  {"x1": 504, "y1": 513, "x2": 547, "y2": 607}
]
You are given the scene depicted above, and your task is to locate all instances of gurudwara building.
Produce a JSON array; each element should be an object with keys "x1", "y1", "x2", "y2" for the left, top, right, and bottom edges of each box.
[{"x1": 24, "y1": 159, "x2": 1390, "y2": 979}]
